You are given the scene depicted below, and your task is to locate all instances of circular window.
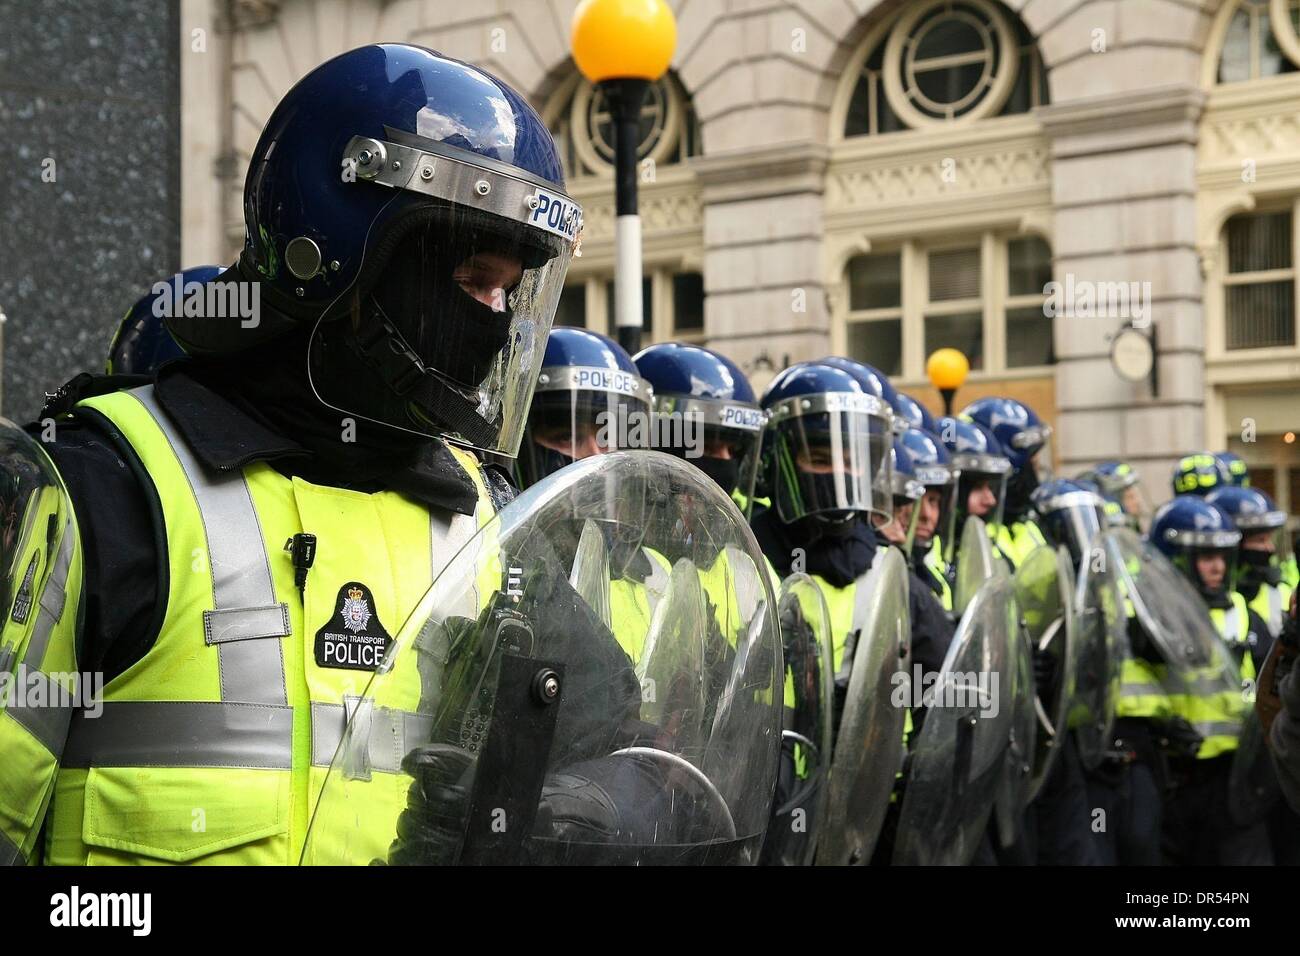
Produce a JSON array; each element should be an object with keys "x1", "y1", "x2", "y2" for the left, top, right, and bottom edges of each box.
[
  {"x1": 570, "y1": 75, "x2": 682, "y2": 175},
  {"x1": 883, "y1": 0, "x2": 1019, "y2": 126}
]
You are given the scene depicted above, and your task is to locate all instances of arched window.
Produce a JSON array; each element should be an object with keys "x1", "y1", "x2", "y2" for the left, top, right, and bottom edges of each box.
[
  {"x1": 842, "y1": 0, "x2": 1047, "y2": 137},
  {"x1": 1217, "y1": 0, "x2": 1300, "y2": 84},
  {"x1": 542, "y1": 69, "x2": 701, "y2": 181}
]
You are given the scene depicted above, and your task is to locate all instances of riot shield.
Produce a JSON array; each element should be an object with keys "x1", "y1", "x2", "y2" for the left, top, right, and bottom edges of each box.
[
  {"x1": 954, "y1": 514, "x2": 1001, "y2": 617},
  {"x1": 1104, "y1": 528, "x2": 1240, "y2": 698},
  {"x1": 1071, "y1": 530, "x2": 1123, "y2": 770},
  {"x1": 1011, "y1": 545, "x2": 1074, "y2": 805},
  {"x1": 760, "y1": 573, "x2": 835, "y2": 866},
  {"x1": 0, "y1": 419, "x2": 78, "y2": 672},
  {"x1": 1229, "y1": 709, "x2": 1282, "y2": 826},
  {"x1": 815, "y1": 547, "x2": 911, "y2": 866},
  {"x1": 894, "y1": 573, "x2": 1015, "y2": 866},
  {"x1": 301, "y1": 450, "x2": 782, "y2": 865}
]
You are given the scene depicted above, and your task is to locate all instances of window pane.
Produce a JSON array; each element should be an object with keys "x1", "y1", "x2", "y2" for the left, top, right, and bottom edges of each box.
[
  {"x1": 845, "y1": 71, "x2": 873, "y2": 137},
  {"x1": 1226, "y1": 280, "x2": 1296, "y2": 349},
  {"x1": 1227, "y1": 211, "x2": 1292, "y2": 273},
  {"x1": 672, "y1": 272, "x2": 704, "y2": 332},
  {"x1": 1260, "y1": 7, "x2": 1300, "y2": 77},
  {"x1": 1008, "y1": 236, "x2": 1052, "y2": 296},
  {"x1": 1218, "y1": 9, "x2": 1252, "y2": 83},
  {"x1": 925, "y1": 311, "x2": 983, "y2": 371},
  {"x1": 606, "y1": 277, "x2": 652, "y2": 332},
  {"x1": 1006, "y1": 305, "x2": 1054, "y2": 368},
  {"x1": 847, "y1": 319, "x2": 902, "y2": 377},
  {"x1": 553, "y1": 283, "x2": 586, "y2": 328},
  {"x1": 848, "y1": 252, "x2": 901, "y2": 310},
  {"x1": 1251, "y1": 466, "x2": 1276, "y2": 499},
  {"x1": 929, "y1": 247, "x2": 981, "y2": 301}
]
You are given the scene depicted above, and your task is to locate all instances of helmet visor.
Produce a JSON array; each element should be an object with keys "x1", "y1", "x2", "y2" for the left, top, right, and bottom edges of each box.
[
  {"x1": 518, "y1": 373, "x2": 652, "y2": 488},
  {"x1": 765, "y1": 393, "x2": 892, "y2": 524},
  {"x1": 652, "y1": 395, "x2": 765, "y2": 507},
  {"x1": 308, "y1": 138, "x2": 581, "y2": 457}
]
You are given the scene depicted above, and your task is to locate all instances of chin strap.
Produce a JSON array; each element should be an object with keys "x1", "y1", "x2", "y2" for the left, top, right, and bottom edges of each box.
[{"x1": 351, "y1": 312, "x2": 500, "y2": 449}]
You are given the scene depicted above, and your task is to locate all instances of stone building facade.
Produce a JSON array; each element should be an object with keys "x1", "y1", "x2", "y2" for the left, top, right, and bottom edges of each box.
[{"x1": 178, "y1": 0, "x2": 1300, "y2": 513}]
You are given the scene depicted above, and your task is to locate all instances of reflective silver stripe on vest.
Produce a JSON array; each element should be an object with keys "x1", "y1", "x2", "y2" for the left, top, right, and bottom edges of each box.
[
  {"x1": 4, "y1": 667, "x2": 77, "y2": 755},
  {"x1": 126, "y1": 387, "x2": 290, "y2": 706},
  {"x1": 310, "y1": 701, "x2": 434, "y2": 775},
  {"x1": 60, "y1": 701, "x2": 293, "y2": 769},
  {"x1": 1190, "y1": 720, "x2": 1242, "y2": 741},
  {"x1": 0, "y1": 826, "x2": 23, "y2": 866},
  {"x1": 1262, "y1": 586, "x2": 1283, "y2": 639},
  {"x1": 1119, "y1": 682, "x2": 1165, "y2": 697},
  {"x1": 1218, "y1": 603, "x2": 1244, "y2": 646},
  {"x1": 23, "y1": 522, "x2": 73, "y2": 671},
  {"x1": 643, "y1": 550, "x2": 670, "y2": 617}
]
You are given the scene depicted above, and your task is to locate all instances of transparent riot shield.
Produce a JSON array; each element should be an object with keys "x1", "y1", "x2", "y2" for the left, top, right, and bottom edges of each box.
[
  {"x1": 1104, "y1": 528, "x2": 1241, "y2": 699},
  {"x1": 1071, "y1": 530, "x2": 1123, "y2": 770},
  {"x1": 816, "y1": 547, "x2": 911, "y2": 866},
  {"x1": 0, "y1": 419, "x2": 78, "y2": 673},
  {"x1": 1011, "y1": 545, "x2": 1074, "y2": 805},
  {"x1": 760, "y1": 573, "x2": 834, "y2": 866},
  {"x1": 954, "y1": 514, "x2": 1002, "y2": 618},
  {"x1": 893, "y1": 573, "x2": 1015, "y2": 866},
  {"x1": 301, "y1": 450, "x2": 782, "y2": 865},
  {"x1": 1229, "y1": 709, "x2": 1282, "y2": 826}
]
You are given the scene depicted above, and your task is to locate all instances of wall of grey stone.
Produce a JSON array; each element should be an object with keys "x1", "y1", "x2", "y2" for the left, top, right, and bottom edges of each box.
[{"x1": 0, "y1": 0, "x2": 179, "y2": 419}]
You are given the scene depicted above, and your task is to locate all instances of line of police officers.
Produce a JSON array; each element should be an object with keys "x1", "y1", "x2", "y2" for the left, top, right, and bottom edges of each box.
[{"x1": 1, "y1": 43, "x2": 1294, "y2": 865}]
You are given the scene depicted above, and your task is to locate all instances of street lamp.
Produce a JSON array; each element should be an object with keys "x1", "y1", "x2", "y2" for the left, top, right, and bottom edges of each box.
[
  {"x1": 926, "y1": 348, "x2": 969, "y2": 416},
  {"x1": 571, "y1": 0, "x2": 677, "y2": 355}
]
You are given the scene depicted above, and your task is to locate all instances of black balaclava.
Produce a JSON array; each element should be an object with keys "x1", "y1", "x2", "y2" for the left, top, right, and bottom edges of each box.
[
  {"x1": 186, "y1": 325, "x2": 434, "y2": 489},
  {"x1": 1238, "y1": 547, "x2": 1280, "y2": 597},
  {"x1": 695, "y1": 455, "x2": 740, "y2": 497},
  {"x1": 751, "y1": 508, "x2": 877, "y2": 588},
  {"x1": 1003, "y1": 463, "x2": 1039, "y2": 523}
]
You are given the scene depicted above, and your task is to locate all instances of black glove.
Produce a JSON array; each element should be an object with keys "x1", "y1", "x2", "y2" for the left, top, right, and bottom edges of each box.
[
  {"x1": 384, "y1": 744, "x2": 476, "y2": 865},
  {"x1": 1153, "y1": 716, "x2": 1203, "y2": 761}
]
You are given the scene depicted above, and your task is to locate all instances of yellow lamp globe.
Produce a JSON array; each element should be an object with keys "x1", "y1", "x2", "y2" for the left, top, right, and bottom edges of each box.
[
  {"x1": 571, "y1": 0, "x2": 677, "y2": 83},
  {"x1": 926, "y1": 348, "x2": 970, "y2": 391}
]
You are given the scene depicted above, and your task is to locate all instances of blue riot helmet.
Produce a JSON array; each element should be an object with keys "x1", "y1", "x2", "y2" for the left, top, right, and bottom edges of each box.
[
  {"x1": 959, "y1": 396, "x2": 1052, "y2": 519},
  {"x1": 759, "y1": 362, "x2": 894, "y2": 527},
  {"x1": 899, "y1": 426, "x2": 955, "y2": 553},
  {"x1": 879, "y1": 436, "x2": 926, "y2": 550},
  {"x1": 1214, "y1": 451, "x2": 1250, "y2": 488},
  {"x1": 936, "y1": 415, "x2": 1012, "y2": 543},
  {"x1": 165, "y1": 45, "x2": 582, "y2": 458},
  {"x1": 517, "y1": 328, "x2": 651, "y2": 488},
  {"x1": 1031, "y1": 478, "x2": 1107, "y2": 570},
  {"x1": 1171, "y1": 453, "x2": 1230, "y2": 497},
  {"x1": 891, "y1": 391, "x2": 938, "y2": 437},
  {"x1": 1206, "y1": 485, "x2": 1287, "y2": 590},
  {"x1": 817, "y1": 357, "x2": 898, "y2": 430},
  {"x1": 1080, "y1": 459, "x2": 1150, "y2": 530},
  {"x1": 1149, "y1": 495, "x2": 1242, "y2": 601},
  {"x1": 633, "y1": 342, "x2": 766, "y2": 505},
  {"x1": 1075, "y1": 477, "x2": 1134, "y2": 532},
  {"x1": 107, "y1": 265, "x2": 223, "y2": 374}
]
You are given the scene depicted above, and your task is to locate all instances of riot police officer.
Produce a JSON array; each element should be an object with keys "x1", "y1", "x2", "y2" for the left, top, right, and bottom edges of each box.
[
  {"x1": 0, "y1": 45, "x2": 593, "y2": 865},
  {"x1": 1215, "y1": 450, "x2": 1250, "y2": 488},
  {"x1": 1171, "y1": 452, "x2": 1232, "y2": 497},
  {"x1": 1078, "y1": 459, "x2": 1149, "y2": 532},
  {"x1": 1150, "y1": 496, "x2": 1273, "y2": 864},
  {"x1": 517, "y1": 327, "x2": 653, "y2": 487},
  {"x1": 960, "y1": 397, "x2": 1051, "y2": 571},
  {"x1": 632, "y1": 341, "x2": 766, "y2": 507},
  {"x1": 898, "y1": 426, "x2": 956, "y2": 613}
]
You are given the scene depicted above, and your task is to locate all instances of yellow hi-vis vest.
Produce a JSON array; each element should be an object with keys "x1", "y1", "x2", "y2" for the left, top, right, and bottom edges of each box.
[
  {"x1": 1115, "y1": 582, "x2": 1173, "y2": 721},
  {"x1": 994, "y1": 520, "x2": 1046, "y2": 572},
  {"x1": 0, "y1": 481, "x2": 83, "y2": 865},
  {"x1": 1248, "y1": 580, "x2": 1293, "y2": 641},
  {"x1": 44, "y1": 386, "x2": 493, "y2": 865},
  {"x1": 922, "y1": 539, "x2": 952, "y2": 613},
  {"x1": 1166, "y1": 592, "x2": 1250, "y2": 761}
]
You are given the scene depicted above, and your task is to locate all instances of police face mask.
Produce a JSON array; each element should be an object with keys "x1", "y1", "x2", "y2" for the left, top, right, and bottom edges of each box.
[
  {"x1": 1239, "y1": 547, "x2": 1281, "y2": 586},
  {"x1": 695, "y1": 455, "x2": 740, "y2": 496}
]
